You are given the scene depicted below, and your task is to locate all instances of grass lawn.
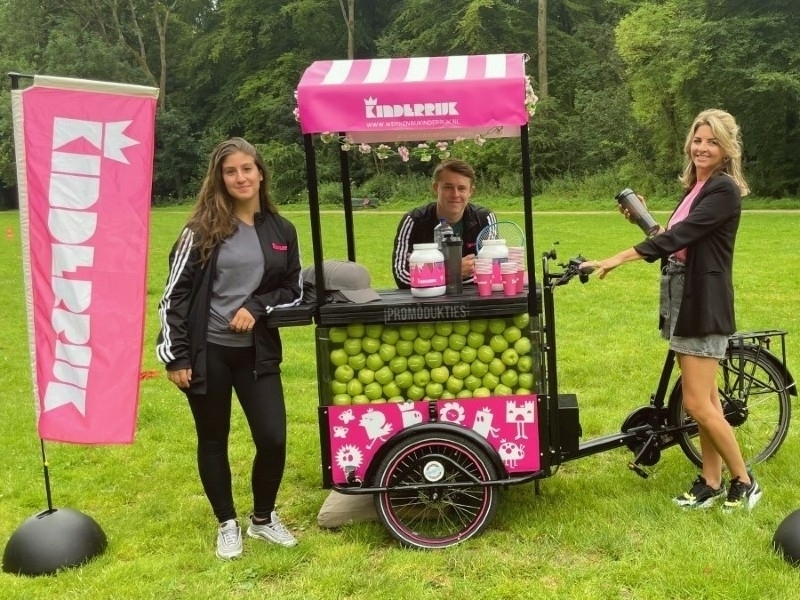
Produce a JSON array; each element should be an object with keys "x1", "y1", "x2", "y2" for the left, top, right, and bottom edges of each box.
[{"x1": 1, "y1": 206, "x2": 799, "y2": 600}]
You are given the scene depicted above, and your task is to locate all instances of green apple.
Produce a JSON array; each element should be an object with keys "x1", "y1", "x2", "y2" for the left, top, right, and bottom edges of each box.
[
  {"x1": 395, "y1": 339, "x2": 414, "y2": 357},
  {"x1": 346, "y1": 379, "x2": 363, "y2": 396},
  {"x1": 416, "y1": 323, "x2": 436, "y2": 339},
  {"x1": 364, "y1": 382, "x2": 383, "y2": 401},
  {"x1": 476, "y1": 345, "x2": 495, "y2": 364},
  {"x1": 464, "y1": 375, "x2": 482, "y2": 391},
  {"x1": 388, "y1": 356, "x2": 408, "y2": 374},
  {"x1": 364, "y1": 323, "x2": 383, "y2": 339},
  {"x1": 398, "y1": 325, "x2": 418, "y2": 341},
  {"x1": 394, "y1": 371, "x2": 413, "y2": 389},
  {"x1": 503, "y1": 326, "x2": 522, "y2": 344},
  {"x1": 517, "y1": 372, "x2": 534, "y2": 390},
  {"x1": 424, "y1": 351, "x2": 443, "y2": 369},
  {"x1": 413, "y1": 337, "x2": 431, "y2": 355},
  {"x1": 488, "y1": 335, "x2": 509, "y2": 354},
  {"x1": 361, "y1": 336, "x2": 381, "y2": 355},
  {"x1": 442, "y1": 348, "x2": 461, "y2": 366},
  {"x1": 329, "y1": 348, "x2": 348, "y2": 367},
  {"x1": 357, "y1": 368, "x2": 375, "y2": 385},
  {"x1": 375, "y1": 366, "x2": 395, "y2": 386},
  {"x1": 470, "y1": 319, "x2": 488, "y2": 333},
  {"x1": 460, "y1": 346, "x2": 478, "y2": 364},
  {"x1": 407, "y1": 384, "x2": 425, "y2": 401},
  {"x1": 370, "y1": 398, "x2": 387, "y2": 404},
  {"x1": 456, "y1": 389, "x2": 473, "y2": 399},
  {"x1": 482, "y1": 372, "x2": 500, "y2": 390},
  {"x1": 347, "y1": 323, "x2": 365, "y2": 338},
  {"x1": 332, "y1": 393, "x2": 352, "y2": 406},
  {"x1": 330, "y1": 380, "x2": 347, "y2": 395},
  {"x1": 378, "y1": 343, "x2": 397, "y2": 362},
  {"x1": 328, "y1": 327, "x2": 348, "y2": 343},
  {"x1": 501, "y1": 348, "x2": 519, "y2": 367},
  {"x1": 343, "y1": 338, "x2": 363, "y2": 356},
  {"x1": 517, "y1": 355, "x2": 533, "y2": 373},
  {"x1": 446, "y1": 375, "x2": 464, "y2": 394},
  {"x1": 387, "y1": 396, "x2": 406, "y2": 403},
  {"x1": 365, "y1": 353, "x2": 384, "y2": 372},
  {"x1": 382, "y1": 381, "x2": 401, "y2": 398},
  {"x1": 451, "y1": 362, "x2": 471, "y2": 380},
  {"x1": 348, "y1": 353, "x2": 367, "y2": 371},
  {"x1": 425, "y1": 381, "x2": 444, "y2": 399},
  {"x1": 440, "y1": 390, "x2": 455, "y2": 400},
  {"x1": 515, "y1": 387, "x2": 532, "y2": 395},
  {"x1": 406, "y1": 355, "x2": 426, "y2": 372},
  {"x1": 488, "y1": 318, "x2": 507, "y2": 335},
  {"x1": 334, "y1": 364, "x2": 355, "y2": 383},
  {"x1": 512, "y1": 312, "x2": 530, "y2": 329},
  {"x1": 494, "y1": 383, "x2": 513, "y2": 396},
  {"x1": 352, "y1": 394, "x2": 370, "y2": 405},
  {"x1": 434, "y1": 321, "x2": 453, "y2": 336},
  {"x1": 500, "y1": 369, "x2": 519, "y2": 389},
  {"x1": 473, "y1": 387, "x2": 492, "y2": 398},
  {"x1": 381, "y1": 326, "x2": 400, "y2": 345},
  {"x1": 488, "y1": 358, "x2": 506, "y2": 377},
  {"x1": 430, "y1": 334, "x2": 449, "y2": 352},
  {"x1": 448, "y1": 334, "x2": 467, "y2": 351},
  {"x1": 430, "y1": 366, "x2": 449, "y2": 384},
  {"x1": 452, "y1": 320, "x2": 471, "y2": 335},
  {"x1": 466, "y1": 331, "x2": 485, "y2": 349},
  {"x1": 413, "y1": 369, "x2": 431, "y2": 387},
  {"x1": 514, "y1": 337, "x2": 532, "y2": 356},
  {"x1": 470, "y1": 360, "x2": 489, "y2": 378}
]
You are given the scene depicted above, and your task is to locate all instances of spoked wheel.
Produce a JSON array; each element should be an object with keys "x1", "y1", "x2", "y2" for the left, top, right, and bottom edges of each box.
[
  {"x1": 669, "y1": 346, "x2": 791, "y2": 468},
  {"x1": 372, "y1": 431, "x2": 500, "y2": 549}
]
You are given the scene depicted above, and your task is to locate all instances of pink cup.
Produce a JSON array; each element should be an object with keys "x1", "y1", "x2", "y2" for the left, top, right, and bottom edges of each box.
[
  {"x1": 502, "y1": 272, "x2": 517, "y2": 296},
  {"x1": 476, "y1": 279, "x2": 492, "y2": 297},
  {"x1": 516, "y1": 269, "x2": 525, "y2": 293}
]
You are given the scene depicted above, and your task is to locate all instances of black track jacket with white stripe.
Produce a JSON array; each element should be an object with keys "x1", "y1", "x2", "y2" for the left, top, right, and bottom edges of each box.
[
  {"x1": 391, "y1": 202, "x2": 497, "y2": 289},
  {"x1": 156, "y1": 212, "x2": 302, "y2": 395}
]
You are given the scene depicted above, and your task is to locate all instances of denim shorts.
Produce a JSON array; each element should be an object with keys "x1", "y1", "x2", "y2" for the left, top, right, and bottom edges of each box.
[{"x1": 659, "y1": 260, "x2": 728, "y2": 360}]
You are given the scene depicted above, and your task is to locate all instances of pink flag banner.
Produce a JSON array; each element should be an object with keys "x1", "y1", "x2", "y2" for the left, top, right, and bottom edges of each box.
[
  {"x1": 297, "y1": 54, "x2": 529, "y2": 143},
  {"x1": 11, "y1": 76, "x2": 159, "y2": 444}
]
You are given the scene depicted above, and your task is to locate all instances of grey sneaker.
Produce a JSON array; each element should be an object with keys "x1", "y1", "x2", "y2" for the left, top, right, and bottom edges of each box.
[
  {"x1": 216, "y1": 519, "x2": 242, "y2": 559},
  {"x1": 673, "y1": 475, "x2": 726, "y2": 508},
  {"x1": 247, "y1": 511, "x2": 298, "y2": 547},
  {"x1": 723, "y1": 473, "x2": 762, "y2": 511}
]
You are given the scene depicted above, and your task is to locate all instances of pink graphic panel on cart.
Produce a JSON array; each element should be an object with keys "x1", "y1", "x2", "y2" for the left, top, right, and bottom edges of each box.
[
  {"x1": 326, "y1": 402, "x2": 430, "y2": 484},
  {"x1": 436, "y1": 395, "x2": 540, "y2": 473}
]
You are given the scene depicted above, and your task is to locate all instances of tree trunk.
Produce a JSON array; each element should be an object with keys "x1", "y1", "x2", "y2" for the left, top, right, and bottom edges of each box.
[
  {"x1": 538, "y1": 0, "x2": 548, "y2": 98},
  {"x1": 338, "y1": 0, "x2": 355, "y2": 59}
]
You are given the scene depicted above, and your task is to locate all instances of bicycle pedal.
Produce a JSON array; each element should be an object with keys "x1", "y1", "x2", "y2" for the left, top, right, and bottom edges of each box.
[{"x1": 627, "y1": 462, "x2": 649, "y2": 479}]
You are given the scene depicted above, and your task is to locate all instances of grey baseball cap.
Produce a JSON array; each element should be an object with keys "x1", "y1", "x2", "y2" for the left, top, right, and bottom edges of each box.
[{"x1": 302, "y1": 260, "x2": 381, "y2": 303}]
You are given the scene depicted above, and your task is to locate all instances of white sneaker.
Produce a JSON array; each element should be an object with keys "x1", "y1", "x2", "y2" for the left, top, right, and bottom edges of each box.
[
  {"x1": 216, "y1": 519, "x2": 242, "y2": 559},
  {"x1": 247, "y1": 511, "x2": 298, "y2": 547}
]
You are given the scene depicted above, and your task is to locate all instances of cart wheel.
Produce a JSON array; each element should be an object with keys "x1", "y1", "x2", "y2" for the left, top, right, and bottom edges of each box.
[{"x1": 372, "y1": 430, "x2": 500, "y2": 549}]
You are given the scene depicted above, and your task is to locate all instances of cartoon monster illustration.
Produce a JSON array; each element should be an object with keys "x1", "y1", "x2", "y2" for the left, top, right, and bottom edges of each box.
[
  {"x1": 471, "y1": 407, "x2": 500, "y2": 439},
  {"x1": 398, "y1": 402, "x2": 424, "y2": 428},
  {"x1": 506, "y1": 399, "x2": 536, "y2": 440},
  {"x1": 497, "y1": 439, "x2": 526, "y2": 469},
  {"x1": 335, "y1": 444, "x2": 364, "y2": 475},
  {"x1": 359, "y1": 409, "x2": 394, "y2": 449}
]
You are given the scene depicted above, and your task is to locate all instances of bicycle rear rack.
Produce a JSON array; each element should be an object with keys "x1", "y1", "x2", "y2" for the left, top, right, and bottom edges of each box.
[{"x1": 727, "y1": 329, "x2": 796, "y2": 397}]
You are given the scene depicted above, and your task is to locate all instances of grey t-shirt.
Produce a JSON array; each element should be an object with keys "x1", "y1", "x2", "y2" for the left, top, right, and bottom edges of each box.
[{"x1": 207, "y1": 221, "x2": 264, "y2": 347}]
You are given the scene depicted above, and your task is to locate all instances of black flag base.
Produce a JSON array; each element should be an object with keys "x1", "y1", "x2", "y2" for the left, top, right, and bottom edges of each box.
[{"x1": 2, "y1": 508, "x2": 107, "y2": 576}]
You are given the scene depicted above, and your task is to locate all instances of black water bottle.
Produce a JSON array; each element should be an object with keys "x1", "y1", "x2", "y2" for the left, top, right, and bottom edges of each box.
[
  {"x1": 616, "y1": 188, "x2": 660, "y2": 236},
  {"x1": 442, "y1": 234, "x2": 463, "y2": 295}
]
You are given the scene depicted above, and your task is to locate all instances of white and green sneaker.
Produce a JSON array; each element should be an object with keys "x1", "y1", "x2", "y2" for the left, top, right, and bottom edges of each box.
[{"x1": 674, "y1": 475, "x2": 726, "y2": 508}]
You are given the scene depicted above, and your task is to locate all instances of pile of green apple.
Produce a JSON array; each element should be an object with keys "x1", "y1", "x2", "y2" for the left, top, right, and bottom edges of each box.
[{"x1": 325, "y1": 313, "x2": 535, "y2": 405}]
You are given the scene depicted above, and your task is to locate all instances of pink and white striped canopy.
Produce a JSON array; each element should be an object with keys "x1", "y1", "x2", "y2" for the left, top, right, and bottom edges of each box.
[{"x1": 296, "y1": 54, "x2": 529, "y2": 143}]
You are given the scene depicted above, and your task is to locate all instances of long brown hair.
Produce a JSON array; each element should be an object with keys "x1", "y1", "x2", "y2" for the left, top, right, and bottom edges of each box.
[
  {"x1": 186, "y1": 137, "x2": 278, "y2": 263},
  {"x1": 679, "y1": 109, "x2": 749, "y2": 196}
]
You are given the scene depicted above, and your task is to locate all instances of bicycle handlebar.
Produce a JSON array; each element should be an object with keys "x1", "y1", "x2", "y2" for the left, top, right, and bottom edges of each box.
[{"x1": 542, "y1": 250, "x2": 595, "y2": 288}]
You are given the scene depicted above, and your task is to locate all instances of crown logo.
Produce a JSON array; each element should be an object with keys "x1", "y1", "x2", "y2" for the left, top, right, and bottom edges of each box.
[
  {"x1": 397, "y1": 402, "x2": 417, "y2": 412},
  {"x1": 364, "y1": 96, "x2": 378, "y2": 106}
]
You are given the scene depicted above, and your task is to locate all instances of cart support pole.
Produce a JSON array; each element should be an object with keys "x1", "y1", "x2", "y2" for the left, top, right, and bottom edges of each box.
[
  {"x1": 338, "y1": 138, "x2": 356, "y2": 262},
  {"x1": 303, "y1": 134, "x2": 326, "y2": 310}
]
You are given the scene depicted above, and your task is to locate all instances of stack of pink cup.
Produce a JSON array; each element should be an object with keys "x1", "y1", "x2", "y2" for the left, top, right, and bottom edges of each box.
[
  {"x1": 500, "y1": 261, "x2": 520, "y2": 296},
  {"x1": 507, "y1": 247, "x2": 525, "y2": 293},
  {"x1": 474, "y1": 257, "x2": 493, "y2": 296}
]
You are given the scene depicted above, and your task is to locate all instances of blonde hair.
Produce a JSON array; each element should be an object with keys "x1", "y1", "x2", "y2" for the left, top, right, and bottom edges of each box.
[
  {"x1": 186, "y1": 137, "x2": 277, "y2": 263},
  {"x1": 679, "y1": 109, "x2": 749, "y2": 196}
]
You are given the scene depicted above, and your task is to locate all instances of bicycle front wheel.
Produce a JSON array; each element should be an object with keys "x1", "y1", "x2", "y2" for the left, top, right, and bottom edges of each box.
[{"x1": 669, "y1": 345, "x2": 791, "y2": 467}]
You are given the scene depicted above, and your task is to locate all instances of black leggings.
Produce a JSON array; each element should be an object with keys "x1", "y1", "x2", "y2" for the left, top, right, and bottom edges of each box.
[{"x1": 187, "y1": 342, "x2": 286, "y2": 523}]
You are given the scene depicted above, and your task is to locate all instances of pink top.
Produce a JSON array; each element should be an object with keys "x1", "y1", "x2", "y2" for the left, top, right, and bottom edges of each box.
[
  {"x1": 668, "y1": 181, "x2": 706, "y2": 263},
  {"x1": 296, "y1": 54, "x2": 529, "y2": 142}
]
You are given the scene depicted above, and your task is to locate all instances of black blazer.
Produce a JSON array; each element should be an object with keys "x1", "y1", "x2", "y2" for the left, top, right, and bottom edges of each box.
[{"x1": 634, "y1": 174, "x2": 741, "y2": 337}]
